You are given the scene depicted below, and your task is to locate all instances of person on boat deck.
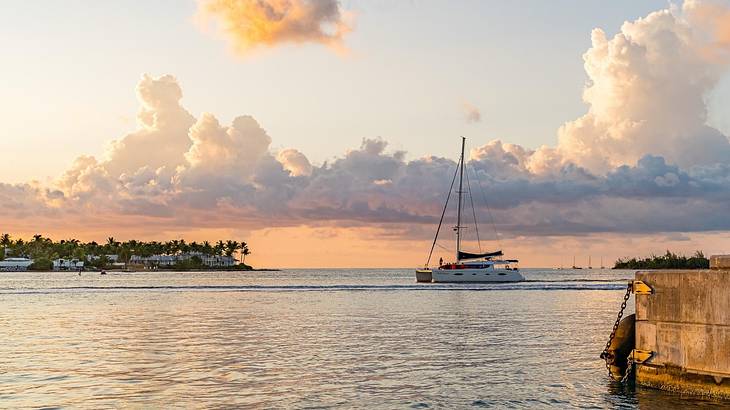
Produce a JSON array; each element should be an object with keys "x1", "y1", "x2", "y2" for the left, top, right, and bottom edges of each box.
[{"x1": 439, "y1": 257, "x2": 443, "y2": 266}]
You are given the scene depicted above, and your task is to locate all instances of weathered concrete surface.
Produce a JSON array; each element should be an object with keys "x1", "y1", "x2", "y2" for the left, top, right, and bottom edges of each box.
[
  {"x1": 711, "y1": 255, "x2": 730, "y2": 270},
  {"x1": 635, "y1": 269, "x2": 730, "y2": 398}
]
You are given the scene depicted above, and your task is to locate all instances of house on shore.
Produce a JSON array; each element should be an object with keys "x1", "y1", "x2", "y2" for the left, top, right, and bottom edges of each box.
[
  {"x1": 52, "y1": 258, "x2": 84, "y2": 271},
  {"x1": 0, "y1": 257, "x2": 34, "y2": 271},
  {"x1": 198, "y1": 253, "x2": 237, "y2": 268},
  {"x1": 86, "y1": 254, "x2": 119, "y2": 263},
  {"x1": 129, "y1": 252, "x2": 237, "y2": 269}
]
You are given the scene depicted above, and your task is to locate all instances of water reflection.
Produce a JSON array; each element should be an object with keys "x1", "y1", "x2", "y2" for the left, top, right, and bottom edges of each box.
[{"x1": 0, "y1": 269, "x2": 727, "y2": 408}]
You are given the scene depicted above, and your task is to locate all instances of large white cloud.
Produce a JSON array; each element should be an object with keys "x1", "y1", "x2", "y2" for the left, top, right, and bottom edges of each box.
[
  {"x1": 106, "y1": 74, "x2": 196, "y2": 178},
  {"x1": 555, "y1": 0, "x2": 730, "y2": 172}
]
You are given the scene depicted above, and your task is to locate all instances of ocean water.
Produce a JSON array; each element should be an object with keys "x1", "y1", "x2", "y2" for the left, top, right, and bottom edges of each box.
[{"x1": 0, "y1": 268, "x2": 727, "y2": 408}]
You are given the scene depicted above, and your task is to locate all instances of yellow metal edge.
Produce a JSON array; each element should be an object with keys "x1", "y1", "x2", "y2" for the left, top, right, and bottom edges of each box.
[
  {"x1": 630, "y1": 349, "x2": 653, "y2": 363},
  {"x1": 632, "y1": 280, "x2": 653, "y2": 295}
]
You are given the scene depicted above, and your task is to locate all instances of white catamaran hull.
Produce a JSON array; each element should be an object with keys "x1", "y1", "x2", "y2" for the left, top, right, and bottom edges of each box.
[{"x1": 431, "y1": 269, "x2": 525, "y2": 283}]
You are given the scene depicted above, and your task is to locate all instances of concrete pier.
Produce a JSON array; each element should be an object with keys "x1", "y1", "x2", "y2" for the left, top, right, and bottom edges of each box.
[
  {"x1": 634, "y1": 262, "x2": 730, "y2": 397},
  {"x1": 710, "y1": 255, "x2": 730, "y2": 270}
]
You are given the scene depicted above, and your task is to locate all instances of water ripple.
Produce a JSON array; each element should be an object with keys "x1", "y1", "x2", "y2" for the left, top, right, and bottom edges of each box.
[{"x1": 0, "y1": 269, "x2": 726, "y2": 408}]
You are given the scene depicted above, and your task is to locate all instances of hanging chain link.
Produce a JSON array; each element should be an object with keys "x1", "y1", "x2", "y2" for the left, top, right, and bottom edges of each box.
[
  {"x1": 621, "y1": 356, "x2": 635, "y2": 384},
  {"x1": 599, "y1": 281, "x2": 633, "y2": 378}
]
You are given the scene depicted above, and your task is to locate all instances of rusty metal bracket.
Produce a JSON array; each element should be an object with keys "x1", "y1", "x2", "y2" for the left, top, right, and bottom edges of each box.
[
  {"x1": 630, "y1": 349, "x2": 654, "y2": 363},
  {"x1": 631, "y1": 280, "x2": 653, "y2": 295}
]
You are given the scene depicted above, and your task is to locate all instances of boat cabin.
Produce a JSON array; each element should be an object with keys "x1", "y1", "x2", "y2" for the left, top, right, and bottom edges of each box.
[{"x1": 439, "y1": 259, "x2": 519, "y2": 271}]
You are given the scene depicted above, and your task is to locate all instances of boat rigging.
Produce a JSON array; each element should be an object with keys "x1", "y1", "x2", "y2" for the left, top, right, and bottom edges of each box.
[{"x1": 416, "y1": 137, "x2": 525, "y2": 283}]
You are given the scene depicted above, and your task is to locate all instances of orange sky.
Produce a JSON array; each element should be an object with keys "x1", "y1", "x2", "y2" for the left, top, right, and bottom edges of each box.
[{"x1": 3, "y1": 220, "x2": 728, "y2": 268}]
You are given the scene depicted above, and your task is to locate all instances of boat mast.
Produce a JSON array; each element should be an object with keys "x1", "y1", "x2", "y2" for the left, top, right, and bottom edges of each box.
[
  {"x1": 455, "y1": 137, "x2": 466, "y2": 262},
  {"x1": 424, "y1": 154, "x2": 461, "y2": 268}
]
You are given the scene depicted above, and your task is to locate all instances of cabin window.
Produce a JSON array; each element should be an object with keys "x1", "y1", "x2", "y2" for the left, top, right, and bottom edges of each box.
[
  {"x1": 498, "y1": 273, "x2": 506, "y2": 276},
  {"x1": 454, "y1": 273, "x2": 463, "y2": 276}
]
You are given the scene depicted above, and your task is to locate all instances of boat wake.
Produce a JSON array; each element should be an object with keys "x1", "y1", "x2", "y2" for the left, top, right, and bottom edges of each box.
[
  {"x1": 0, "y1": 282, "x2": 628, "y2": 294},
  {"x1": 523, "y1": 279, "x2": 625, "y2": 283}
]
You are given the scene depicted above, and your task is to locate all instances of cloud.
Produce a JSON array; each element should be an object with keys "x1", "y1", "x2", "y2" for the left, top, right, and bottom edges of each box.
[
  {"x1": 183, "y1": 113, "x2": 272, "y2": 180},
  {"x1": 277, "y1": 149, "x2": 313, "y2": 176},
  {"x1": 555, "y1": 0, "x2": 730, "y2": 173},
  {"x1": 198, "y1": 0, "x2": 352, "y2": 54},
  {"x1": 463, "y1": 102, "x2": 481, "y2": 123},
  {"x1": 684, "y1": 0, "x2": 730, "y2": 54},
  {"x1": 3, "y1": 1, "x2": 730, "y2": 245},
  {"x1": 105, "y1": 74, "x2": 196, "y2": 179}
]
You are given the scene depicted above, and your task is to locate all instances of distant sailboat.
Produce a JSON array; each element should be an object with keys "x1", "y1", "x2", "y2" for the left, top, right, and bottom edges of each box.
[
  {"x1": 572, "y1": 255, "x2": 582, "y2": 270},
  {"x1": 588, "y1": 256, "x2": 592, "y2": 269},
  {"x1": 416, "y1": 137, "x2": 524, "y2": 283}
]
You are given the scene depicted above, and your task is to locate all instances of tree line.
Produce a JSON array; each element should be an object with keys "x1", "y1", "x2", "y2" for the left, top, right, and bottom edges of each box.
[
  {"x1": 613, "y1": 250, "x2": 709, "y2": 269},
  {"x1": 0, "y1": 234, "x2": 250, "y2": 266}
]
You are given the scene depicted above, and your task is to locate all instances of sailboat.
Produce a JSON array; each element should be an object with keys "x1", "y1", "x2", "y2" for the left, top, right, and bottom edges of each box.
[
  {"x1": 415, "y1": 137, "x2": 525, "y2": 283},
  {"x1": 571, "y1": 256, "x2": 582, "y2": 270}
]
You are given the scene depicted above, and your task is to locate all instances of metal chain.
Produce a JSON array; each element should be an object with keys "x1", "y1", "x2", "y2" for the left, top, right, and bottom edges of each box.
[
  {"x1": 599, "y1": 281, "x2": 633, "y2": 377},
  {"x1": 621, "y1": 357, "x2": 635, "y2": 384}
]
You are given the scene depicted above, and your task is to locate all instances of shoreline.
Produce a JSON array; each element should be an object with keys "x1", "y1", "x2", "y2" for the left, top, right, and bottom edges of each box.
[{"x1": 15, "y1": 268, "x2": 281, "y2": 273}]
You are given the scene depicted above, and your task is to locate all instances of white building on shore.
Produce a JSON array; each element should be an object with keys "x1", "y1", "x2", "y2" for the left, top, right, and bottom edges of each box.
[
  {"x1": 52, "y1": 258, "x2": 84, "y2": 271},
  {"x1": 86, "y1": 254, "x2": 119, "y2": 263},
  {"x1": 0, "y1": 257, "x2": 34, "y2": 271},
  {"x1": 129, "y1": 252, "x2": 237, "y2": 268},
  {"x1": 199, "y1": 253, "x2": 238, "y2": 268}
]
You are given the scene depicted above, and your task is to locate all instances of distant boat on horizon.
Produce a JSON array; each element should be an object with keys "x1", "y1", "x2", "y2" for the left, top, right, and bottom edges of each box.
[
  {"x1": 416, "y1": 137, "x2": 525, "y2": 283},
  {"x1": 571, "y1": 255, "x2": 582, "y2": 270}
]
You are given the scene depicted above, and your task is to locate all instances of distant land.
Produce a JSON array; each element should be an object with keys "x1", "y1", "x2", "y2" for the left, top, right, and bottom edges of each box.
[
  {"x1": 613, "y1": 250, "x2": 709, "y2": 270},
  {"x1": 0, "y1": 234, "x2": 254, "y2": 271}
]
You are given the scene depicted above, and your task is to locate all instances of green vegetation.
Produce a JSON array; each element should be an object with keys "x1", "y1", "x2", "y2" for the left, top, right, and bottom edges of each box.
[
  {"x1": 172, "y1": 255, "x2": 205, "y2": 271},
  {"x1": 0, "y1": 233, "x2": 251, "y2": 270},
  {"x1": 170, "y1": 256, "x2": 252, "y2": 271},
  {"x1": 614, "y1": 250, "x2": 709, "y2": 269},
  {"x1": 29, "y1": 257, "x2": 52, "y2": 271}
]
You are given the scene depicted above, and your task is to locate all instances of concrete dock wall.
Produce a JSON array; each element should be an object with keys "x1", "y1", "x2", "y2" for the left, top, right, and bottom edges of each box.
[{"x1": 635, "y1": 265, "x2": 730, "y2": 397}]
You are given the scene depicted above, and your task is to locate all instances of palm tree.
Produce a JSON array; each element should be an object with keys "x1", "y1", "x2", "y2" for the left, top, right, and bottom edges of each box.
[
  {"x1": 161, "y1": 240, "x2": 172, "y2": 255},
  {"x1": 87, "y1": 241, "x2": 100, "y2": 257},
  {"x1": 170, "y1": 239, "x2": 181, "y2": 254},
  {"x1": 128, "y1": 240, "x2": 139, "y2": 255},
  {"x1": 15, "y1": 238, "x2": 25, "y2": 257},
  {"x1": 151, "y1": 241, "x2": 163, "y2": 257},
  {"x1": 202, "y1": 241, "x2": 213, "y2": 256},
  {"x1": 0, "y1": 233, "x2": 11, "y2": 259},
  {"x1": 224, "y1": 240, "x2": 238, "y2": 257},
  {"x1": 240, "y1": 242, "x2": 250, "y2": 264}
]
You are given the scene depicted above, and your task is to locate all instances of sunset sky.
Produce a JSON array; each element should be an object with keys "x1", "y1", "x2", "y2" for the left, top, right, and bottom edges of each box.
[{"x1": 2, "y1": 0, "x2": 730, "y2": 268}]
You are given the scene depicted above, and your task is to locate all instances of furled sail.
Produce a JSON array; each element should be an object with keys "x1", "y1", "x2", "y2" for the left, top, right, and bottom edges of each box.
[{"x1": 458, "y1": 250, "x2": 503, "y2": 260}]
